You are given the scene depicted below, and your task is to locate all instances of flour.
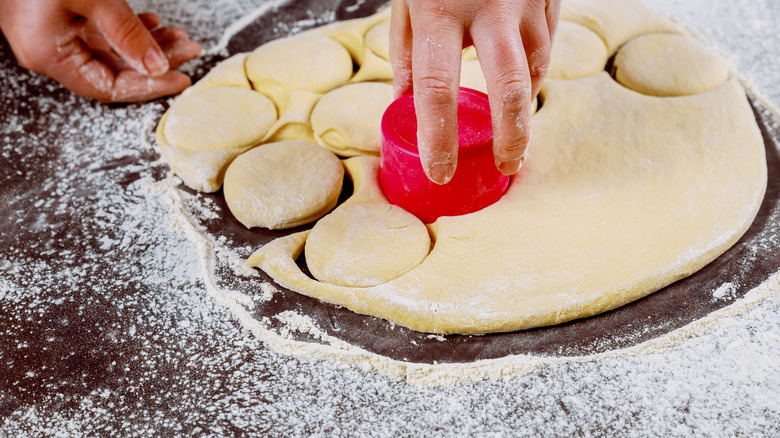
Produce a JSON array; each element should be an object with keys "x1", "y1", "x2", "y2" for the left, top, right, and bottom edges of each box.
[{"x1": 2, "y1": 0, "x2": 780, "y2": 436}]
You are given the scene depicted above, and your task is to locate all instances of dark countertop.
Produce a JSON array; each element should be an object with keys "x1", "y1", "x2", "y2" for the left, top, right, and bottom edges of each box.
[{"x1": 1, "y1": 1, "x2": 778, "y2": 435}]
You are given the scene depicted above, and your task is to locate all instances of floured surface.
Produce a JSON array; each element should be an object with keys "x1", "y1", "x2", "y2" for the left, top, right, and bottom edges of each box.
[{"x1": 1, "y1": 0, "x2": 779, "y2": 436}]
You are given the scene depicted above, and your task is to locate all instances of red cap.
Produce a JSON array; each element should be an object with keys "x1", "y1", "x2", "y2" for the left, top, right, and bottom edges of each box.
[{"x1": 380, "y1": 87, "x2": 510, "y2": 223}]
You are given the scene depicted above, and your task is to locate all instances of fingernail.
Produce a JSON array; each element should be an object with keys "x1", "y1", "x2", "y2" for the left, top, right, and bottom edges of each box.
[
  {"x1": 426, "y1": 162, "x2": 455, "y2": 185},
  {"x1": 144, "y1": 47, "x2": 169, "y2": 76},
  {"x1": 497, "y1": 158, "x2": 523, "y2": 176}
]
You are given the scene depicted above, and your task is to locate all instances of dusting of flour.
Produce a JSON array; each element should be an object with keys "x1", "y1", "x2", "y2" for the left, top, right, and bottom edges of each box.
[{"x1": 1, "y1": 0, "x2": 779, "y2": 436}]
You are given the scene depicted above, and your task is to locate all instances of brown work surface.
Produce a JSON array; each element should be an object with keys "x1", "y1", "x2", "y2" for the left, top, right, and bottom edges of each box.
[
  {"x1": 1, "y1": 1, "x2": 778, "y2": 434},
  {"x1": 176, "y1": 0, "x2": 780, "y2": 364}
]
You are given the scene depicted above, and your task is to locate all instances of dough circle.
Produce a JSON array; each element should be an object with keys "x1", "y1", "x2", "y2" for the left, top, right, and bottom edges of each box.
[
  {"x1": 163, "y1": 87, "x2": 277, "y2": 151},
  {"x1": 223, "y1": 140, "x2": 344, "y2": 230},
  {"x1": 305, "y1": 203, "x2": 431, "y2": 287},
  {"x1": 157, "y1": 0, "x2": 767, "y2": 335},
  {"x1": 548, "y1": 20, "x2": 609, "y2": 80},
  {"x1": 311, "y1": 82, "x2": 394, "y2": 156},
  {"x1": 246, "y1": 33, "x2": 354, "y2": 107},
  {"x1": 613, "y1": 33, "x2": 730, "y2": 96}
]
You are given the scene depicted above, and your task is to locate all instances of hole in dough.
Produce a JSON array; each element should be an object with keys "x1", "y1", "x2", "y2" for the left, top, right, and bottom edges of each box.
[
  {"x1": 612, "y1": 33, "x2": 730, "y2": 97},
  {"x1": 305, "y1": 203, "x2": 431, "y2": 287},
  {"x1": 223, "y1": 140, "x2": 344, "y2": 230}
]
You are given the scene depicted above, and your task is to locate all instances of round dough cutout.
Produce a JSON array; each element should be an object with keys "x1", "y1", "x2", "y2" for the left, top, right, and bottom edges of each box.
[
  {"x1": 548, "y1": 21, "x2": 609, "y2": 80},
  {"x1": 311, "y1": 82, "x2": 394, "y2": 156},
  {"x1": 613, "y1": 33, "x2": 730, "y2": 97},
  {"x1": 223, "y1": 140, "x2": 344, "y2": 230},
  {"x1": 246, "y1": 33, "x2": 354, "y2": 102},
  {"x1": 163, "y1": 87, "x2": 277, "y2": 151},
  {"x1": 305, "y1": 203, "x2": 431, "y2": 287}
]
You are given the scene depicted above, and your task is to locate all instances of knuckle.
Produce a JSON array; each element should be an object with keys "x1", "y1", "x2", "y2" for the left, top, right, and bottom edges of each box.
[
  {"x1": 112, "y1": 13, "x2": 146, "y2": 49},
  {"x1": 494, "y1": 72, "x2": 532, "y2": 107},
  {"x1": 496, "y1": 139, "x2": 529, "y2": 161},
  {"x1": 528, "y1": 48, "x2": 551, "y2": 79},
  {"x1": 416, "y1": 74, "x2": 458, "y2": 106}
]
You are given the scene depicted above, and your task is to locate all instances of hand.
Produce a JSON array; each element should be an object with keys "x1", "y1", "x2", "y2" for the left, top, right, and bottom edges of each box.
[
  {"x1": 390, "y1": 0, "x2": 560, "y2": 184},
  {"x1": 0, "y1": 0, "x2": 202, "y2": 103}
]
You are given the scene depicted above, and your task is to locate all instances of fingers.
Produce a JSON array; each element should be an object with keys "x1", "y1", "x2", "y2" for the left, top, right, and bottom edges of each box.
[
  {"x1": 471, "y1": 8, "x2": 533, "y2": 176},
  {"x1": 521, "y1": 0, "x2": 552, "y2": 99},
  {"x1": 389, "y1": 0, "x2": 413, "y2": 98},
  {"x1": 158, "y1": 36, "x2": 202, "y2": 70},
  {"x1": 71, "y1": 0, "x2": 169, "y2": 77},
  {"x1": 47, "y1": 34, "x2": 190, "y2": 103},
  {"x1": 110, "y1": 70, "x2": 192, "y2": 102},
  {"x1": 138, "y1": 12, "x2": 162, "y2": 30},
  {"x1": 409, "y1": 2, "x2": 464, "y2": 184}
]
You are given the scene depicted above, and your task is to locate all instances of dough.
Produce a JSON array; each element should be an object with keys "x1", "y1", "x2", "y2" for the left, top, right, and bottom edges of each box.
[
  {"x1": 364, "y1": 19, "x2": 390, "y2": 61},
  {"x1": 311, "y1": 82, "x2": 394, "y2": 156},
  {"x1": 263, "y1": 90, "x2": 322, "y2": 143},
  {"x1": 156, "y1": 87, "x2": 277, "y2": 192},
  {"x1": 322, "y1": 8, "x2": 389, "y2": 64},
  {"x1": 157, "y1": 3, "x2": 766, "y2": 335},
  {"x1": 183, "y1": 53, "x2": 251, "y2": 96},
  {"x1": 223, "y1": 140, "x2": 344, "y2": 229},
  {"x1": 246, "y1": 33, "x2": 353, "y2": 110},
  {"x1": 613, "y1": 33, "x2": 730, "y2": 97},
  {"x1": 305, "y1": 203, "x2": 431, "y2": 287},
  {"x1": 163, "y1": 87, "x2": 276, "y2": 151},
  {"x1": 460, "y1": 60, "x2": 488, "y2": 94},
  {"x1": 548, "y1": 21, "x2": 608, "y2": 80},
  {"x1": 248, "y1": 74, "x2": 766, "y2": 334},
  {"x1": 561, "y1": 0, "x2": 685, "y2": 53}
]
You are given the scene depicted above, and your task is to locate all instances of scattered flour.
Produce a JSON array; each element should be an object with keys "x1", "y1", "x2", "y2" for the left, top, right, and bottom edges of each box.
[{"x1": 1, "y1": 0, "x2": 779, "y2": 436}]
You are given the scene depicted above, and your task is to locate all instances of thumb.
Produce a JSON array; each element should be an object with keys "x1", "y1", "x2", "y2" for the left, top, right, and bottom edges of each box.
[{"x1": 73, "y1": 0, "x2": 169, "y2": 76}]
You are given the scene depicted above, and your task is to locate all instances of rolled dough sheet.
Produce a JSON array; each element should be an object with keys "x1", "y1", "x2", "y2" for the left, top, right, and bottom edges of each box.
[
  {"x1": 157, "y1": 0, "x2": 768, "y2": 336},
  {"x1": 248, "y1": 74, "x2": 766, "y2": 334}
]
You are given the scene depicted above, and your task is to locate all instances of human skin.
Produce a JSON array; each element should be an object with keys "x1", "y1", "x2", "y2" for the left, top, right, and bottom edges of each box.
[
  {"x1": 390, "y1": 0, "x2": 560, "y2": 184},
  {"x1": 0, "y1": 0, "x2": 202, "y2": 102}
]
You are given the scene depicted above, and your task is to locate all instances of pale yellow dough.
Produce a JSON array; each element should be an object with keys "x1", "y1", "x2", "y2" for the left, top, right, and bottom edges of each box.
[
  {"x1": 156, "y1": 87, "x2": 277, "y2": 192},
  {"x1": 246, "y1": 33, "x2": 353, "y2": 110},
  {"x1": 613, "y1": 33, "x2": 730, "y2": 97},
  {"x1": 248, "y1": 75, "x2": 766, "y2": 334},
  {"x1": 305, "y1": 203, "x2": 431, "y2": 287},
  {"x1": 163, "y1": 87, "x2": 276, "y2": 151},
  {"x1": 311, "y1": 82, "x2": 394, "y2": 156},
  {"x1": 157, "y1": 2, "x2": 767, "y2": 335},
  {"x1": 223, "y1": 140, "x2": 344, "y2": 230},
  {"x1": 548, "y1": 21, "x2": 608, "y2": 80}
]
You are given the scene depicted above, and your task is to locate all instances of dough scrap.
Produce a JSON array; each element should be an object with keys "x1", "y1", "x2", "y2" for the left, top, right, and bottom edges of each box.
[
  {"x1": 364, "y1": 19, "x2": 390, "y2": 61},
  {"x1": 321, "y1": 8, "x2": 390, "y2": 64},
  {"x1": 263, "y1": 90, "x2": 322, "y2": 143},
  {"x1": 548, "y1": 20, "x2": 609, "y2": 80},
  {"x1": 613, "y1": 33, "x2": 730, "y2": 97},
  {"x1": 305, "y1": 203, "x2": 431, "y2": 287},
  {"x1": 246, "y1": 33, "x2": 353, "y2": 110},
  {"x1": 311, "y1": 82, "x2": 394, "y2": 156},
  {"x1": 223, "y1": 140, "x2": 344, "y2": 229},
  {"x1": 249, "y1": 75, "x2": 766, "y2": 334},
  {"x1": 183, "y1": 53, "x2": 251, "y2": 96}
]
